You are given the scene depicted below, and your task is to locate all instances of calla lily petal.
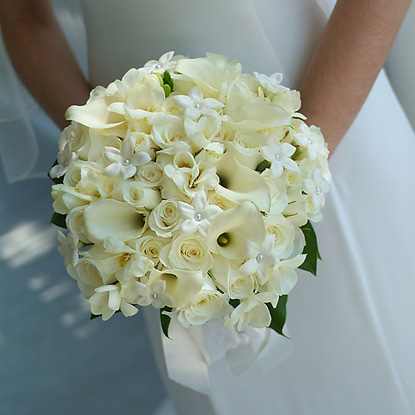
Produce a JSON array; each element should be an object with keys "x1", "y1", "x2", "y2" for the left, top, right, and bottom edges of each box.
[
  {"x1": 83, "y1": 199, "x2": 145, "y2": 243},
  {"x1": 207, "y1": 202, "x2": 265, "y2": 260}
]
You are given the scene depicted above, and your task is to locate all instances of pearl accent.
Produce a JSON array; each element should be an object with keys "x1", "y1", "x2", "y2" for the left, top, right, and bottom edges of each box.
[
  {"x1": 123, "y1": 159, "x2": 130, "y2": 166},
  {"x1": 275, "y1": 154, "x2": 281, "y2": 161},
  {"x1": 194, "y1": 212, "x2": 202, "y2": 221},
  {"x1": 155, "y1": 64, "x2": 161, "y2": 69},
  {"x1": 152, "y1": 293, "x2": 158, "y2": 299},
  {"x1": 194, "y1": 103, "x2": 201, "y2": 109},
  {"x1": 256, "y1": 253, "x2": 264, "y2": 262},
  {"x1": 308, "y1": 139, "x2": 312, "y2": 144},
  {"x1": 315, "y1": 187, "x2": 321, "y2": 195}
]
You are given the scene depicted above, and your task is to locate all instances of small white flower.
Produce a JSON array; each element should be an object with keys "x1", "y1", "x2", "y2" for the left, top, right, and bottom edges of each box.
[
  {"x1": 226, "y1": 292, "x2": 274, "y2": 331},
  {"x1": 174, "y1": 87, "x2": 224, "y2": 121},
  {"x1": 303, "y1": 168, "x2": 330, "y2": 209},
  {"x1": 56, "y1": 230, "x2": 80, "y2": 269},
  {"x1": 260, "y1": 134, "x2": 299, "y2": 178},
  {"x1": 104, "y1": 136, "x2": 151, "y2": 179},
  {"x1": 293, "y1": 121, "x2": 328, "y2": 160},
  {"x1": 89, "y1": 284, "x2": 138, "y2": 321},
  {"x1": 127, "y1": 280, "x2": 171, "y2": 309},
  {"x1": 177, "y1": 191, "x2": 222, "y2": 237},
  {"x1": 240, "y1": 234, "x2": 278, "y2": 285},
  {"x1": 142, "y1": 51, "x2": 176, "y2": 74},
  {"x1": 50, "y1": 141, "x2": 76, "y2": 178},
  {"x1": 253, "y1": 71, "x2": 284, "y2": 94}
]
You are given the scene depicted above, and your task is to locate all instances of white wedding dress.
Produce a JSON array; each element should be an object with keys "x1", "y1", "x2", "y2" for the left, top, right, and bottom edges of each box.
[
  {"x1": 77, "y1": 1, "x2": 415, "y2": 414},
  {"x1": 1, "y1": 0, "x2": 414, "y2": 414},
  {"x1": 79, "y1": 0, "x2": 415, "y2": 414}
]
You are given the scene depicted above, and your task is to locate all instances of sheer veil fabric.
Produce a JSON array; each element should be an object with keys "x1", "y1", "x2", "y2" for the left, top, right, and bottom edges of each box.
[
  {"x1": 0, "y1": 0, "x2": 87, "y2": 183},
  {"x1": 79, "y1": 0, "x2": 415, "y2": 414}
]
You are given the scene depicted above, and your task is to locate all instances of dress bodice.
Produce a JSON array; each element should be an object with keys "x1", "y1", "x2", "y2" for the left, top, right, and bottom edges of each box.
[{"x1": 81, "y1": 0, "x2": 328, "y2": 88}]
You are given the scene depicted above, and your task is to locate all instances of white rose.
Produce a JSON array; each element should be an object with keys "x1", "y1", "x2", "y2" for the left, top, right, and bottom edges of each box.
[
  {"x1": 136, "y1": 231, "x2": 170, "y2": 266},
  {"x1": 122, "y1": 181, "x2": 161, "y2": 210},
  {"x1": 135, "y1": 161, "x2": 163, "y2": 188},
  {"x1": 160, "y1": 234, "x2": 214, "y2": 274},
  {"x1": 149, "y1": 199, "x2": 180, "y2": 237},
  {"x1": 264, "y1": 214, "x2": 298, "y2": 259},
  {"x1": 150, "y1": 114, "x2": 186, "y2": 150},
  {"x1": 228, "y1": 272, "x2": 255, "y2": 300},
  {"x1": 178, "y1": 288, "x2": 228, "y2": 328},
  {"x1": 209, "y1": 256, "x2": 254, "y2": 300},
  {"x1": 51, "y1": 184, "x2": 93, "y2": 214},
  {"x1": 261, "y1": 172, "x2": 289, "y2": 215},
  {"x1": 66, "y1": 206, "x2": 90, "y2": 243},
  {"x1": 207, "y1": 191, "x2": 237, "y2": 211}
]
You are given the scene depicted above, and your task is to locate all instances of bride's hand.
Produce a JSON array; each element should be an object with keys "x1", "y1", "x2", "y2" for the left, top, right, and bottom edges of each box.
[
  {"x1": 300, "y1": 0, "x2": 412, "y2": 155},
  {"x1": 0, "y1": 0, "x2": 91, "y2": 130}
]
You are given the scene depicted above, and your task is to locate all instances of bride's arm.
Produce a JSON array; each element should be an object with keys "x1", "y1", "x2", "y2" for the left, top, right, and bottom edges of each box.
[
  {"x1": 0, "y1": 0, "x2": 90, "y2": 130},
  {"x1": 300, "y1": 0, "x2": 412, "y2": 154}
]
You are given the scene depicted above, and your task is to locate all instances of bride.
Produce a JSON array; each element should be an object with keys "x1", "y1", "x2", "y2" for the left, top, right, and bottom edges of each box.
[{"x1": 1, "y1": 0, "x2": 414, "y2": 414}]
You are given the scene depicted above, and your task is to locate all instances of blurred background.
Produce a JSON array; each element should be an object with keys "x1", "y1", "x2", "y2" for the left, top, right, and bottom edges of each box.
[{"x1": 0, "y1": 1, "x2": 171, "y2": 414}]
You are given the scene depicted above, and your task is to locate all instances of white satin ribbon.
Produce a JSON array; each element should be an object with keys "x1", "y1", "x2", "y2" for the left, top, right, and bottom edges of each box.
[{"x1": 162, "y1": 315, "x2": 293, "y2": 395}]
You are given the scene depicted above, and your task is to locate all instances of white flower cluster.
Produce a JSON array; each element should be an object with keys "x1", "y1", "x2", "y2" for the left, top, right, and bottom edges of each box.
[{"x1": 51, "y1": 52, "x2": 330, "y2": 330}]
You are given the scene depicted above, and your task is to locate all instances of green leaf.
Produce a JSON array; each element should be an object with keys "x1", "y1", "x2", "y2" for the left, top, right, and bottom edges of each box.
[
  {"x1": 163, "y1": 70, "x2": 174, "y2": 91},
  {"x1": 267, "y1": 295, "x2": 289, "y2": 337},
  {"x1": 229, "y1": 298, "x2": 240, "y2": 309},
  {"x1": 50, "y1": 212, "x2": 67, "y2": 229},
  {"x1": 299, "y1": 221, "x2": 321, "y2": 276},
  {"x1": 160, "y1": 306, "x2": 173, "y2": 338},
  {"x1": 256, "y1": 159, "x2": 271, "y2": 173}
]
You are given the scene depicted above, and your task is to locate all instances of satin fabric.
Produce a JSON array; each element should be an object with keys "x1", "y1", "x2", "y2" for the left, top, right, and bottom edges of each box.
[{"x1": 80, "y1": 1, "x2": 415, "y2": 414}]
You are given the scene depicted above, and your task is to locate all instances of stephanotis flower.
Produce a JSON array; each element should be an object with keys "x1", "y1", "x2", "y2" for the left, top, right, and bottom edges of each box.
[
  {"x1": 141, "y1": 51, "x2": 176, "y2": 74},
  {"x1": 177, "y1": 191, "x2": 222, "y2": 237},
  {"x1": 260, "y1": 134, "x2": 299, "y2": 178},
  {"x1": 103, "y1": 136, "x2": 151, "y2": 179},
  {"x1": 303, "y1": 168, "x2": 330, "y2": 209},
  {"x1": 89, "y1": 285, "x2": 138, "y2": 321},
  {"x1": 293, "y1": 120, "x2": 329, "y2": 160},
  {"x1": 126, "y1": 280, "x2": 171, "y2": 309},
  {"x1": 174, "y1": 87, "x2": 224, "y2": 120},
  {"x1": 56, "y1": 230, "x2": 80, "y2": 269},
  {"x1": 50, "y1": 141, "x2": 76, "y2": 179},
  {"x1": 253, "y1": 71, "x2": 284, "y2": 94},
  {"x1": 240, "y1": 234, "x2": 278, "y2": 285}
]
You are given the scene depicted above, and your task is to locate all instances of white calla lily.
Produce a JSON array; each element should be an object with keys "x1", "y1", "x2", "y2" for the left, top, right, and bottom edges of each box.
[
  {"x1": 83, "y1": 199, "x2": 146, "y2": 243},
  {"x1": 148, "y1": 268, "x2": 204, "y2": 308},
  {"x1": 215, "y1": 149, "x2": 271, "y2": 212},
  {"x1": 207, "y1": 202, "x2": 265, "y2": 261},
  {"x1": 65, "y1": 96, "x2": 126, "y2": 130}
]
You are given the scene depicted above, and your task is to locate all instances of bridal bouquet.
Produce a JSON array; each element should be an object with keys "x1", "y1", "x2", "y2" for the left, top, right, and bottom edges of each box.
[{"x1": 50, "y1": 52, "x2": 330, "y2": 336}]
